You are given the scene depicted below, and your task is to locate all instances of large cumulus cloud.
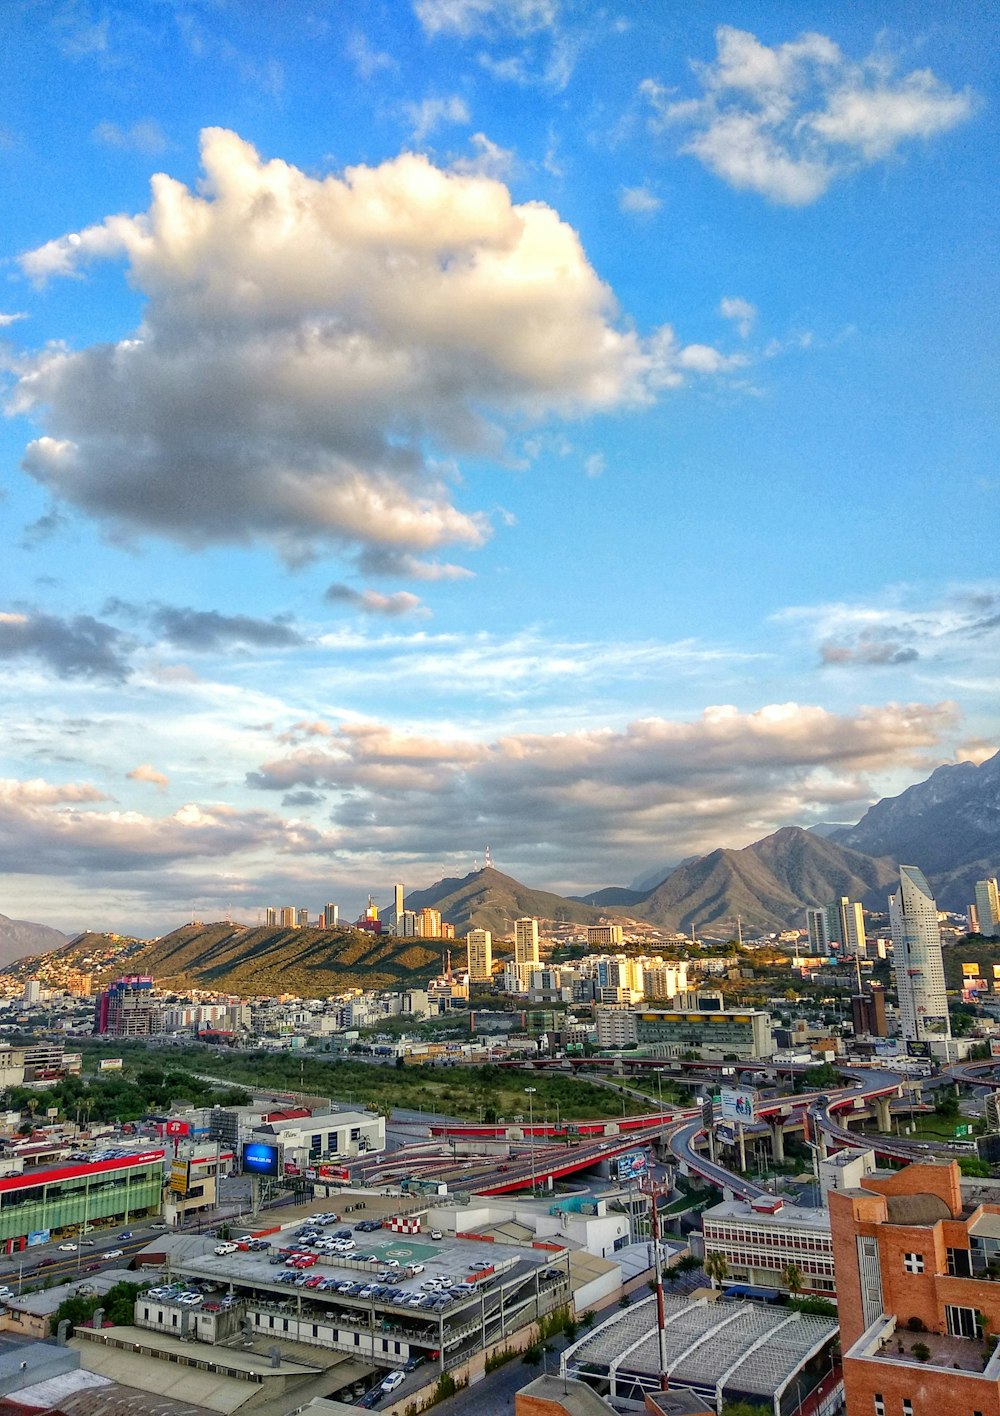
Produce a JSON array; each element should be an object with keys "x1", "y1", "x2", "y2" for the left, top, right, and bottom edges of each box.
[{"x1": 10, "y1": 129, "x2": 721, "y2": 563}]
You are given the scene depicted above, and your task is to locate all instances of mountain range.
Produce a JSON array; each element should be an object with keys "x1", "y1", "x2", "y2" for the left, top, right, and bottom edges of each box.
[
  {"x1": 3, "y1": 748, "x2": 998, "y2": 983},
  {"x1": 0, "y1": 913, "x2": 67, "y2": 969}
]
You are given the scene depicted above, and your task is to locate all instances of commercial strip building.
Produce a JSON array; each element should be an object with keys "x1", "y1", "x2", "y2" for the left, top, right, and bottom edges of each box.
[
  {"x1": 701, "y1": 1197, "x2": 836, "y2": 1295},
  {"x1": 561, "y1": 1291, "x2": 840, "y2": 1416},
  {"x1": 0, "y1": 1148, "x2": 165, "y2": 1251},
  {"x1": 830, "y1": 1158, "x2": 1000, "y2": 1416}
]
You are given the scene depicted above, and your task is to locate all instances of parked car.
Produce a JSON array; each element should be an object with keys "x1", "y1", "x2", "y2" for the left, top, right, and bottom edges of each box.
[
  {"x1": 429, "y1": 1230, "x2": 443, "y2": 1240},
  {"x1": 380, "y1": 1372, "x2": 405, "y2": 1395},
  {"x1": 215, "y1": 1242, "x2": 238, "y2": 1256}
]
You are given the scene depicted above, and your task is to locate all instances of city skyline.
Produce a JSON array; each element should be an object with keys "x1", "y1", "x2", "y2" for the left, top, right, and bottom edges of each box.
[{"x1": 1, "y1": 2, "x2": 998, "y2": 933}]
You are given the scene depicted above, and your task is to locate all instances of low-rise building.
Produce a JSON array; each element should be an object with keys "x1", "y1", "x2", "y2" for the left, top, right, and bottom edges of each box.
[
  {"x1": 701, "y1": 1196, "x2": 836, "y2": 1295},
  {"x1": 636, "y1": 1008, "x2": 774, "y2": 1060}
]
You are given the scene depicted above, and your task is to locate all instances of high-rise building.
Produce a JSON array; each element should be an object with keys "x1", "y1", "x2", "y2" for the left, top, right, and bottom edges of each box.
[
  {"x1": 21, "y1": 980, "x2": 41, "y2": 1006},
  {"x1": 265, "y1": 906, "x2": 277, "y2": 927},
  {"x1": 94, "y1": 976, "x2": 161, "y2": 1036},
  {"x1": 807, "y1": 898, "x2": 865, "y2": 956},
  {"x1": 323, "y1": 903, "x2": 339, "y2": 928},
  {"x1": 975, "y1": 878, "x2": 1000, "y2": 938},
  {"x1": 513, "y1": 917, "x2": 540, "y2": 966},
  {"x1": 417, "y1": 907, "x2": 442, "y2": 938},
  {"x1": 806, "y1": 907, "x2": 830, "y2": 955},
  {"x1": 827, "y1": 896, "x2": 866, "y2": 955},
  {"x1": 466, "y1": 929, "x2": 493, "y2": 981},
  {"x1": 890, "y1": 865, "x2": 950, "y2": 1043},
  {"x1": 297, "y1": 907, "x2": 310, "y2": 927},
  {"x1": 393, "y1": 883, "x2": 404, "y2": 930},
  {"x1": 280, "y1": 906, "x2": 296, "y2": 928},
  {"x1": 830, "y1": 1158, "x2": 1000, "y2": 1416}
]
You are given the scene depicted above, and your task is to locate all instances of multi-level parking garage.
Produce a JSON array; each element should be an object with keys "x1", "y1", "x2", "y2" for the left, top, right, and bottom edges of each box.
[{"x1": 138, "y1": 1222, "x2": 570, "y2": 1382}]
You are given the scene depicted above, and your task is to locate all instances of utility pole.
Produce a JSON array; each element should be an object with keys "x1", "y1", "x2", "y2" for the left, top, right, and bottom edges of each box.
[
  {"x1": 525, "y1": 1088, "x2": 537, "y2": 1195},
  {"x1": 646, "y1": 1174, "x2": 668, "y2": 1389}
]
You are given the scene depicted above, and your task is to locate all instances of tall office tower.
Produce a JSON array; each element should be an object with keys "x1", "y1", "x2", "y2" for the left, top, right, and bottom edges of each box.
[
  {"x1": 394, "y1": 883, "x2": 404, "y2": 930},
  {"x1": 323, "y1": 903, "x2": 339, "y2": 928},
  {"x1": 968, "y1": 902, "x2": 981, "y2": 934},
  {"x1": 826, "y1": 896, "x2": 866, "y2": 955},
  {"x1": 418, "y1": 907, "x2": 442, "y2": 938},
  {"x1": 975, "y1": 878, "x2": 1000, "y2": 937},
  {"x1": 513, "y1": 916, "x2": 540, "y2": 966},
  {"x1": 806, "y1": 907, "x2": 831, "y2": 955},
  {"x1": 466, "y1": 929, "x2": 493, "y2": 981},
  {"x1": 297, "y1": 907, "x2": 310, "y2": 927},
  {"x1": 889, "y1": 865, "x2": 950, "y2": 1042},
  {"x1": 280, "y1": 906, "x2": 296, "y2": 927},
  {"x1": 265, "y1": 906, "x2": 277, "y2": 927}
]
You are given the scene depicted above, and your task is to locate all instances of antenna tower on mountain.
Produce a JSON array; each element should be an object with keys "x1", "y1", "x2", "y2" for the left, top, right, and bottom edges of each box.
[{"x1": 484, "y1": 844, "x2": 493, "y2": 870}]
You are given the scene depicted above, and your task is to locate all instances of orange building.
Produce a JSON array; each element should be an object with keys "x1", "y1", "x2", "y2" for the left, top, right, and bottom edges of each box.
[{"x1": 830, "y1": 1158, "x2": 1000, "y2": 1416}]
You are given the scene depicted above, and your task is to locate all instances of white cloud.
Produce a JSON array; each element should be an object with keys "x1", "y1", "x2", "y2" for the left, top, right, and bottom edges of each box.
[
  {"x1": 92, "y1": 119, "x2": 168, "y2": 155},
  {"x1": 11, "y1": 129, "x2": 734, "y2": 562},
  {"x1": 404, "y1": 94, "x2": 470, "y2": 142},
  {"x1": 452, "y1": 132, "x2": 516, "y2": 179},
  {"x1": 345, "y1": 31, "x2": 396, "y2": 79},
  {"x1": 642, "y1": 26, "x2": 974, "y2": 204},
  {"x1": 618, "y1": 185, "x2": 661, "y2": 216},
  {"x1": 719, "y1": 296, "x2": 757, "y2": 338},
  {"x1": 0, "y1": 312, "x2": 26, "y2": 327},
  {"x1": 414, "y1": 0, "x2": 557, "y2": 38},
  {"x1": 583, "y1": 452, "x2": 604, "y2": 479}
]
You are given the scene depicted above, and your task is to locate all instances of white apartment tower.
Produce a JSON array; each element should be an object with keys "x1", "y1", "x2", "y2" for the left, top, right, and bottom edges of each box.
[
  {"x1": 393, "y1": 883, "x2": 404, "y2": 930},
  {"x1": 889, "y1": 865, "x2": 950, "y2": 1042},
  {"x1": 806, "y1": 908, "x2": 830, "y2": 955},
  {"x1": 975, "y1": 878, "x2": 1000, "y2": 938},
  {"x1": 466, "y1": 929, "x2": 493, "y2": 982},
  {"x1": 513, "y1": 917, "x2": 540, "y2": 966}
]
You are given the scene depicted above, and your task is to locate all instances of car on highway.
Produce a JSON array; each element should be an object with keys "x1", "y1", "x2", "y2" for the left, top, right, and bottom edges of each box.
[
  {"x1": 118, "y1": 1231, "x2": 133, "y2": 1240},
  {"x1": 104, "y1": 1249, "x2": 124, "y2": 1260},
  {"x1": 58, "y1": 1243, "x2": 77, "y2": 1252}
]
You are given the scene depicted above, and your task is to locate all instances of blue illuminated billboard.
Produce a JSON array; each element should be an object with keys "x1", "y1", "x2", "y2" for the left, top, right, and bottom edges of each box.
[{"x1": 242, "y1": 1141, "x2": 280, "y2": 1177}]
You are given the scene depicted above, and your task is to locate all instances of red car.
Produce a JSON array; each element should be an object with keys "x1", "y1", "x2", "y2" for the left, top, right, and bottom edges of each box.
[{"x1": 304, "y1": 1276, "x2": 323, "y2": 1288}]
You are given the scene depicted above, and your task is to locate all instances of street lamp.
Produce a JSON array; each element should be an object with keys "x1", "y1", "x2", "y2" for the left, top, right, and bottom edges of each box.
[{"x1": 524, "y1": 1088, "x2": 537, "y2": 1195}]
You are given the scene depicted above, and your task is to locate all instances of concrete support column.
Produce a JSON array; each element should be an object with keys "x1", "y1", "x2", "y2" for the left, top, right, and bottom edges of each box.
[
  {"x1": 770, "y1": 1121, "x2": 785, "y2": 1165},
  {"x1": 875, "y1": 1096, "x2": 892, "y2": 1134},
  {"x1": 817, "y1": 1129, "x2": 829, "y2": 1160}
]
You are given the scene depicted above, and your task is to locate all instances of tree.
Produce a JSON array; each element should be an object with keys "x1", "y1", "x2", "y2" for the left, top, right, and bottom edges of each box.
[
  {"x1": 781, "y1": 1262, "x2": 804, "y2": 1297},
  {"x1": 704, "y1": 1251, "x2": 729, "y2": 1289}
]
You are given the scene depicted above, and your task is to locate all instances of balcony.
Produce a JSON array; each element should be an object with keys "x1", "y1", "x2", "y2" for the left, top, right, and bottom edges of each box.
[{"x1": 848, "y1": 1313, "x2": 1000, "y2": 1379}]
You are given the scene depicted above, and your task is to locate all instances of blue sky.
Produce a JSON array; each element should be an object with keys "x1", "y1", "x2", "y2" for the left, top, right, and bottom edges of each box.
[{"x1": 0, "y1": 0, "x2": 997, "y2": 933}]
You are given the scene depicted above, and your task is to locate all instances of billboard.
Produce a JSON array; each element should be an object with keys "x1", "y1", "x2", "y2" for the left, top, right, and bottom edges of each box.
[
  {"x1": 165, "y1": 1119, "x2": 190, "y2": 1137},
  {"x1": 242, "y1": 1141, "x2": 281, "y2": 1177},
  {"x1": 990, "y1": 1038, "x2": 1000, "y2": 1060},
  {"x1": 169, "y1": 1160, "x2": 190, "y2": 1195},
  {"x1": 615, "y1": 1150, "x2": 648, "y2": 1183},
  {"x1": 962, "y1": 962, "x2": 982, "y2": 977},
  {"x1": 26, "y1": 1230, "x2": 50, "y2": 1247},
  {"x1": 921, "y1": 1016, "x2": 950, "y2": 1036},
  {"x1": 906, "y1": 1040, "x2": 932, "y2": 1058},
  {"x1": 719, "y1": 1086, "x2": 757, "y2": 1124},
  {"x1": 98, "y1": 1058, "x2": 123, "y2": 1071}
]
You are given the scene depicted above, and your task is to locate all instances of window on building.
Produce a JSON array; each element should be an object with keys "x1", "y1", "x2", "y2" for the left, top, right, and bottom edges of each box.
[
  {"x1": 946, "y1": 1305, "x2": 980, "y2": 1339},
  {"x1": 903, "y1": 1252, "x2": 925, "y2": 1274},
  {"x1": 873, "y1": 1398, "x2": 884, "y2": 1416},
  {"x1": 902, "y1": 1402, "x2": 913, "y2": 1416},
  {"x1": 947, "y1": 1247, "x2": 973, "y2": 1278}
]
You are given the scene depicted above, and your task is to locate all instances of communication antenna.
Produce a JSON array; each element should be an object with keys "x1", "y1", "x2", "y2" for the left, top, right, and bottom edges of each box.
[{"x1": 484, "y1": 844, "x2": 493, "y2": 870}]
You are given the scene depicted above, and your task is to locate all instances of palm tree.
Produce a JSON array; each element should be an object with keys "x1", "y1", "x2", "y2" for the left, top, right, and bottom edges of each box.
[
  {"x1": 704, "y1": 1250, "x2": 729, "y2": 1290},
  {"x1": 781, "y1": 1262, "x2": 804, "y2": 1297}
]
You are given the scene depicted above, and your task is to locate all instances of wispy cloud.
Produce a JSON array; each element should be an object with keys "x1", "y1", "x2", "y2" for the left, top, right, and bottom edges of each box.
[
  {"x1": 92, "y1": 119, "x2": 168, "y2": 155},
  {"x1": 642, "y1": 26, "x2": 974, "y2": 205},
  {"x1": 404, "y1": 95, "x2": 470, "y2": 142},
  {"x1": 325, "y1": 585, "x2": 428, "y2": 618},
  {"x1": 619, "y1": 185, "x2": 661, "y2": 216}
]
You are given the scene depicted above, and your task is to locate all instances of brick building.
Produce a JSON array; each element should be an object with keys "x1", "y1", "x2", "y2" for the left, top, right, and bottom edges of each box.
[{"x1": 830, "y1": 1158, "x2": 1000, "y2": 1416}]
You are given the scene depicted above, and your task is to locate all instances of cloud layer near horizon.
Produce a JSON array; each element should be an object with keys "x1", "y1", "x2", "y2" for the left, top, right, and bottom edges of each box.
[{"x1": 11, "y1": 128, "x2": 730, "y2": 565}]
